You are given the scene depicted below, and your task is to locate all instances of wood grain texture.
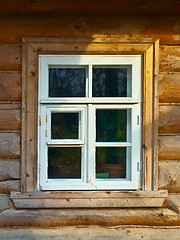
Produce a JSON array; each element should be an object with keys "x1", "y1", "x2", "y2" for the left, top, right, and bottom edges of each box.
[
  {"x1": 159, "y1": 106, "x2": 180, "y2": 134},
  {"x1": 0, "y1": 180, "x2": 20, "y2": 194},
  {"x1": 0, "y1": 72, "x2": 21, "y2": 101},
  {"x1": 0, "y1": 208, "x2": 179, "y2": 227},
  {"x1": 159, "y1": 160, "x2": 180, "y2": 193},
  {"x1": 0, "y1": 45, "x2": 21, "y2": 71},
  {"x1": 160, "y1": 46, "x2": 180, "y2": 73},
  {"x1": 159, "y1": 73, "x2": 180, "y2": 103},
  {"x1": 0, "y1": 104, "x2": 21, "y2": 130},
  {"x1": 0, "y1": 0, "x2": 179, "y2": 14},
  {"x1": 0, "y1": 15, "x2": 179, "y2": 44},
  {"x1": 0, "y1": 133, "x2": 20, "y2": 159},
  {"x1": 167, "y1": 194, "x2": 180, "y2": 214},
  {"x1": 158, "y1": 136, "x2": 180, "y2": 160},
  {"x1": 0, "y1": 194, "x2": 13, "y2": 213},
  {"x1": 0, "y1": 159, "x2": 20, "y2": 181},
  {"x1": 11, "y1": 191, "x2": 167, "y2": 209}
]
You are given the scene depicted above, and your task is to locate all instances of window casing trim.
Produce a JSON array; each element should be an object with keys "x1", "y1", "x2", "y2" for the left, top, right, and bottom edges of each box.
[{"x1": 10, "y1": 37, "x2": 167, "y2": 209}]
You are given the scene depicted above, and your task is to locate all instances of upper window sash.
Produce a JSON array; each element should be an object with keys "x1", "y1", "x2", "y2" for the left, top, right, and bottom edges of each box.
[{"x1": 39, "y1": 55, "x2": 141, "y2": 103}]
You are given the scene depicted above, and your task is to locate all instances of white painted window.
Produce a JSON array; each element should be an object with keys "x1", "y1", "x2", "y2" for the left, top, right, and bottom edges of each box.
[{"x1": 38, "y1": 55, "x2": 141, "y2": 190}]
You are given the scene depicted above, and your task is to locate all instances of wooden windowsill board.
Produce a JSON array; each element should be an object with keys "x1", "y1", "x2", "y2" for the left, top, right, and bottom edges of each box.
[{"x1": 11, "y1": 190, "x2": 168, "y2": 208}]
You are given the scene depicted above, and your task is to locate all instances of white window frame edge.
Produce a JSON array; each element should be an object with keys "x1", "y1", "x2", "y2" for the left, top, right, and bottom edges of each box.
[{"x1": 38, "y1": 55, "x2": 141, "y2": 190}]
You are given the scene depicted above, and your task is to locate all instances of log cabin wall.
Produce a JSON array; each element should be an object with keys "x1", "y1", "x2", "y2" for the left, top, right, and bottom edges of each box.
[{"x1": 0, "y1": 8, "x2": 180, "y2": 234}]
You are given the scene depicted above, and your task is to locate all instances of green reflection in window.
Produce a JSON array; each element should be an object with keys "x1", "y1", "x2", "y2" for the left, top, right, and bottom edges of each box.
[
  {"x1": 96, "y1": 147, "x2": 126, "y2": 178},
  {"x1": 51, "y1": 112, "x2": 79, "y2": 139},
  {"x1": 48, "y1": 147, "x2": 81, "y2": 179},
  {"x1": 96, "y1": 109, "x2": 127, "y2": 142}
]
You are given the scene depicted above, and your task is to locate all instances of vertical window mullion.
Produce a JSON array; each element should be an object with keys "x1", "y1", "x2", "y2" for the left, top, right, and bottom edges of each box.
[
  {"x1": 88, "y1": 64, "x2": 92, "y2": 98},
  {"x1": 87, "y1": 104, "x2": 95, "y2": 184}
]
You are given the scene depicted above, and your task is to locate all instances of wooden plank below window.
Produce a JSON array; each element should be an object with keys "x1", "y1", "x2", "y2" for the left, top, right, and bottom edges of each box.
[{"x1": 11, "y1": 190, "x2": 167, "y2": 208}]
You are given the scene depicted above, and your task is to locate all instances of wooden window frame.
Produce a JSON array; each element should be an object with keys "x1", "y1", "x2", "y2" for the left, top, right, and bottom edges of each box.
[{"x1": 11, "y1": 37, "x2": 167, "y2": 208}]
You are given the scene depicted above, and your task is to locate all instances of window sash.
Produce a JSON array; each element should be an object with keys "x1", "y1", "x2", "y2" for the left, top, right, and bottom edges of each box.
[{"x1": 39, "y1": 104, "x2": 140, "y2": 190}]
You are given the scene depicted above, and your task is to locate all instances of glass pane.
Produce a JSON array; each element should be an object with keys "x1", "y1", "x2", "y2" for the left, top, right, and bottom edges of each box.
[
  {"x1": 48, "y1": 147, "x2": 81, "y2": 179},
  {"x1": 92, "y1": 65, "x2": 131, "y2": 97},
  {"x1": 51, "y1": 112, "x2": 79, "y2": 139},
  {"x1": 96, "y1": 109, "x2": 127, "y2": 142},
  {"x1": 49, "y1": 66, "x2": 87, "y2": 97},
  {"x1": 96, "y1": 147, "x2": 126, "y2": 178}
]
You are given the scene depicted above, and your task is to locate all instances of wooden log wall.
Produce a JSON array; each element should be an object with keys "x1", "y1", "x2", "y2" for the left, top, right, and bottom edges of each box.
[{"x1": 0, "y1": 14, "x2": 179, "y2": 227}]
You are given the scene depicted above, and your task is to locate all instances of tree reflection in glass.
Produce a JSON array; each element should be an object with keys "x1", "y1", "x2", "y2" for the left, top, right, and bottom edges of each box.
[
  {"x1": 93, "y1": 66, "x2": 131, "y2": 97},
  {"x1": 48, "y1": 147, "x2": 81, "y2": 179},
  {"x1": 49, "y1": 66, "x2": 87, "y2": 97},
  {"x1": 51, "y1": 113, "x2": 79, "y2": 139},
  {"x1": 96, "y1": 109, "x2": 127, "y2": 142}
]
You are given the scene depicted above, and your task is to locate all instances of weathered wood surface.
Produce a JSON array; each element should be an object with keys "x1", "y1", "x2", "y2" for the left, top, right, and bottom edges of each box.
[
  {"x1": 0, "y1": 159, "x2": 20, "y2": 181},
  {"x1": 159, "y1": 106, "x2": 180, "y2": 134},
  {"x1": 11, "y1": 191, "x2": 167, "y2": 209},
  {"x1": 0, "y1": 208, "x2": 179, "y2": 227},
  {"x1": 0, "y1": 180, "x2": 20, "y2": 194},
  {"x1": 0, "y1": 45, "x2": 21, "y2": 71},
  {"x1": 158, "y1": 136, "x2": 180, "y2": 160},
  {"x1": 159, "y1": 73, "x2": 180, "y2": 103},
  {"x1": 0, "y1": 104, "x2": 21, "y2": 130},
  {"x1": 167, "y1": 194, "x2": 180, "y2": 214},
  {"x1": 11, "y1": 190, "x2": 167, "y2": 199},
  {"x1": 0, "y1": 0, "x2": 179, "y2": 14},
  {"x1": 0, "y1": 15, "x2": 179, "y2": 44},
  {"x1": 0, "y1": 72, "x2": 21, "y2": 101},
  {"x1": 12, "y1": 198, "x2": 166, "y2": 209},
  {"x1": 0, "y1": 133, "x2": 20, "y2": 159},
  {"x1": 0, "y1": 194, "x2": 13, "y2": 213},
  {"x1": 159, "y1": 160, "x2": 180, "y2": 193},
  {"x1": 0, "y1": 226, "x2": 180, "y2": 240},
  {"x1": 159, "y1": 46, "x2": 180, "y2": 72}
]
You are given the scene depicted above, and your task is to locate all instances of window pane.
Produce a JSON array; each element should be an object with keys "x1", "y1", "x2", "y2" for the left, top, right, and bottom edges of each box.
[
  {"x1": 48, "y1": 147, "x2": 81, "y2": 179},
  {"x1": 49, "y1": 66, "x2": 87, "y2": 97},
  {"x1": 96, "y1": 109, "x2": 127, "y2": 142},
  {"x1": 51, "y1": 112, "x2": 79, "y2": 139},
  {"x1": 96, "y1": 147, "x2": 126, "y2": 178},
  {"x1": 92, "y1": 66, "x2": 131, "y2": 97}
]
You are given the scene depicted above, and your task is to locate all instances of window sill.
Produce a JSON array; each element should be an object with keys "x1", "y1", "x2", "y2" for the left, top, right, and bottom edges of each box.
[{"x1": 11, "y1": 190, "x2": 167, "y2": 208}]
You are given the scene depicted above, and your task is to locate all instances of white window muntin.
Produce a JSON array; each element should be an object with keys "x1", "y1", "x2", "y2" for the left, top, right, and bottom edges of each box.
[{"x1": 39, "y1": 55, "x2": 141, "y2": 101}]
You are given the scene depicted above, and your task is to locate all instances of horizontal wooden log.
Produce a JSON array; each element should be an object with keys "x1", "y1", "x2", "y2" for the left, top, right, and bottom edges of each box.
[
  {"x1": 159, "y1": 73, "x2": 180, "y2": 103},
  {"x1": 0, "y1": 72, "x2": 21, "y2": 101},
  {"x1": 0, "y1": 208, "x2": 179, "y2": 227},
  {"x1": 0, "y1": 226, "x2": 180, "y2": 239},
  {"x1": 0, "y1": 180, "x2": 20, "y2": 194},
  {"x1": 167, "y1": 194, "x2": 180, "y2": 214},
  {"x1": 160, "y1": 46, "x2": 180, "y2": 72},
  {"x1": 0, "y1": 0, "x2": 179, "y2": 14},
  {"x1": 0, "y1": 159, "x2": 20, "y2": 181},
  {"x1": 0, "y1": 104, "x2": 21, "y2": 130},
  {"x1": 0, "y1": 133, "x2": 20, "y2": 159},
  {"x1": 0, "y1": 45, "x2": 21, "y2": 71},
  {"x1": 0, "y1": 15, "x2": 179, "y2": 44},
  {"x1": 159, "y1": 160, "x2": 180, "y2": 193},
  {"x1": 159, "y1": 106, "x2": 180, "y2": 134},
  {"x1": 0, "y1": 194, "x2": 13, "y2": 212},
  {"x1": 158, "y1": 136, "x2": 180, "y2": 160}
]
